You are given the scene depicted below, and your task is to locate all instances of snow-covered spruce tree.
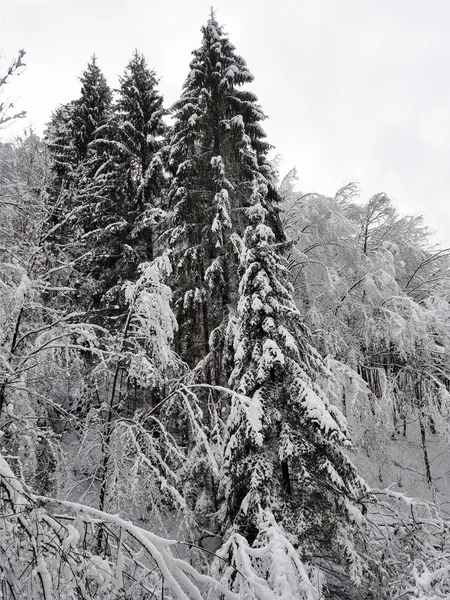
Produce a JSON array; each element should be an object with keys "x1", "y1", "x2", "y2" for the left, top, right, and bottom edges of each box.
[
  {"x1": 211, "y1": 508, "x2": 323, "y2": 600},
  {"x1": 45, "y1": 101, "x2": 78, "y2": 186},
  {"x1": 223, "y1": 179, "x2": 371, "y2": 585},
  {"x1": 166, "y1": 13, "x2": 283, "y2": 372},
  {"x1": 71, "y1": 55, "x2": 113, "y2": 164},
  {"x1": 115, "y1": 50, "x2": 166, "y2": 263},
  {"x1": 46, "y1": 56, "x2": 112, "y2": 188},
  {"x1": 44, "y1": 57, "x2": 113, "y2": 312},
  {"x1": 0, "y1": 99, "x2": 112, "y2": 516},
  {"x1": 80, "y1": 51, "x2": 167, "y2": 317}
]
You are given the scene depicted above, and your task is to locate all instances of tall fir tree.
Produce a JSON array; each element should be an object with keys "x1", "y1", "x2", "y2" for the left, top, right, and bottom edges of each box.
[
  {"x1": 83, "y1": 51, "x2": 166, "y2": 316},
  {"x1": 45, "y1": 57, "x2": 113, "y2": 275},
  {"x1": 223, "y1": 179, "x2": 370, "y2": 582},
  {"x1": 72, "y1": 55, "x2": 112, "y2": 163},
  {"x1": 45, "y1": 101, "x2": 78, "y2": 187},
  {"x1": 166, "y1": 13, "x2": 283, "y2": 373},
  {"x1": 46, "y1": 56, "x2": 112, "y2": 183},
  {"x1": 112, "y1": 50, "x2": 166, "y2": 265},
  {"x1": 46, "y1": 55, "x2": 166, "y2": 319}
]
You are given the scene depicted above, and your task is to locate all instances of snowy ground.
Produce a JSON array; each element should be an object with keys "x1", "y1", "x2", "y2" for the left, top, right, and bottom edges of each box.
[{"x1": 353, "y1": 418, "x2": 450, "y2": 515}]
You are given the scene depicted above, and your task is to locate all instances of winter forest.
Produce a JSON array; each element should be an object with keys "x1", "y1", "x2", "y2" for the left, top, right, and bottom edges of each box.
[{"x1": 1, "y1": 13, "x2": 450, "y2": 600}]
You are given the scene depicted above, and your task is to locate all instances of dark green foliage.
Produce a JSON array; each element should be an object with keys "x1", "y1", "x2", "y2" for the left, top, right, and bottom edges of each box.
[
  {"x1": 72, "y1": 56, "x2": 112, "y2": 162},
  {"x1": 83, "y1": 52, "x2": 166, "y2": 316},
  {"x1": 45, "y1": 54, "x2": 166, "y2": 321},
  {"x1": 43, "y1": 58, "x2": 113, "y2": 317},
  {"x1": 113, "y1": 50, "x2": 166, "y2": 264},
  {"x1": 45, "y1": 101, "x2": 78, "y2": 185},
  {"x1": 166, "y1": 15, "x2": 283, "y2": 371},
  {"x1": 224, "y1": 182, "x2": 370, "y2": 573},
  {"x1": 47, "y1": 57, "x2": 112, "y2": 183}
]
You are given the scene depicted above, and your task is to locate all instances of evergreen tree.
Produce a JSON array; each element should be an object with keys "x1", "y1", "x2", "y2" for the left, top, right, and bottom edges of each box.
[
  {"x1": 115, "y1": 50, "x2": 166, "y2": 265},
  {"x1": 46, "y1": 56, "x2": 112, "y2": 185},
  {"x1": 72, "y1": 55, "x2": 112, "y2": 163},
  {"x1": 44, "y1": 101, "x2": 82, "y2": 254},
  {"x1": 166, "y1": 13, "x2": 283, "y2": 372},
  {"x1": 44, "y1": 57, "x2": 113, "y2": 290},
  {"x1": 81, "y1": 52, "x2": 166, "y2": 317},
  {"x1": 45, "y1": 101, "x2": 78, "y2": 186},
  {"x1": 45, "y1": 56, "x2": 167, "y2": 319},
  {"x1": 223, "y1": 179, "x2": 370, "y2": 579}
]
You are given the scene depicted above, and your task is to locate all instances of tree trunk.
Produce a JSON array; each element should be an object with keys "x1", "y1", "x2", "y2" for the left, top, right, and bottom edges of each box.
[
  {"x1": 281, "y1": 460, "x2": 292, "y2": 496},
  {"x1": 419, "y1": 412, "x2": 432, "y2": 486}
]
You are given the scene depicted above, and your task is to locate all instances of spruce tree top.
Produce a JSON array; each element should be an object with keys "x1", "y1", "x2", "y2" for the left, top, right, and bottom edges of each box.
[
  {"x1": 224, "y1": 179, "x2": 370, "y2": 552},
  {"x1": 165, "y1": 13, "x2": 284, "y2": 368},
  {"x1": 46, "y1": 101, "x2": 78, "y2": 181},
  {"x1": 46, "y1": 57, "x2": 112, "y2": 180},
  {"x1": 73, "y1": 56, "x2": 112, "y2": 161},
  {"x1": 116, "y1": 51, "x2": 166, "y2": 166},
  {"x1": 168, "y1": 14, "x2": 280, "y2": 219}
]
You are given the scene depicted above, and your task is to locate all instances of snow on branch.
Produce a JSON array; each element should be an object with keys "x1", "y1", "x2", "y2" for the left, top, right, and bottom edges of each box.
[
  {"x1": 1, "y1": 450, "x2": 244, "y2": 599},
  {"x1": 0, "y1": 50, "x2": 27, "y2": 128}
]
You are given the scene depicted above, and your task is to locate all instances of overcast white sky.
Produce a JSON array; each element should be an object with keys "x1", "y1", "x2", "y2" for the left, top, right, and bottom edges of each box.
[{"x1": 1, "y1": 0, "x2": 449, "y2": 244}]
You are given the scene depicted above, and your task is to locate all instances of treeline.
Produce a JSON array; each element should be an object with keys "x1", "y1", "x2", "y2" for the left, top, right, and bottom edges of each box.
[{"x1": 1, "y1": 13, "x2": 450, "y2": 600}]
